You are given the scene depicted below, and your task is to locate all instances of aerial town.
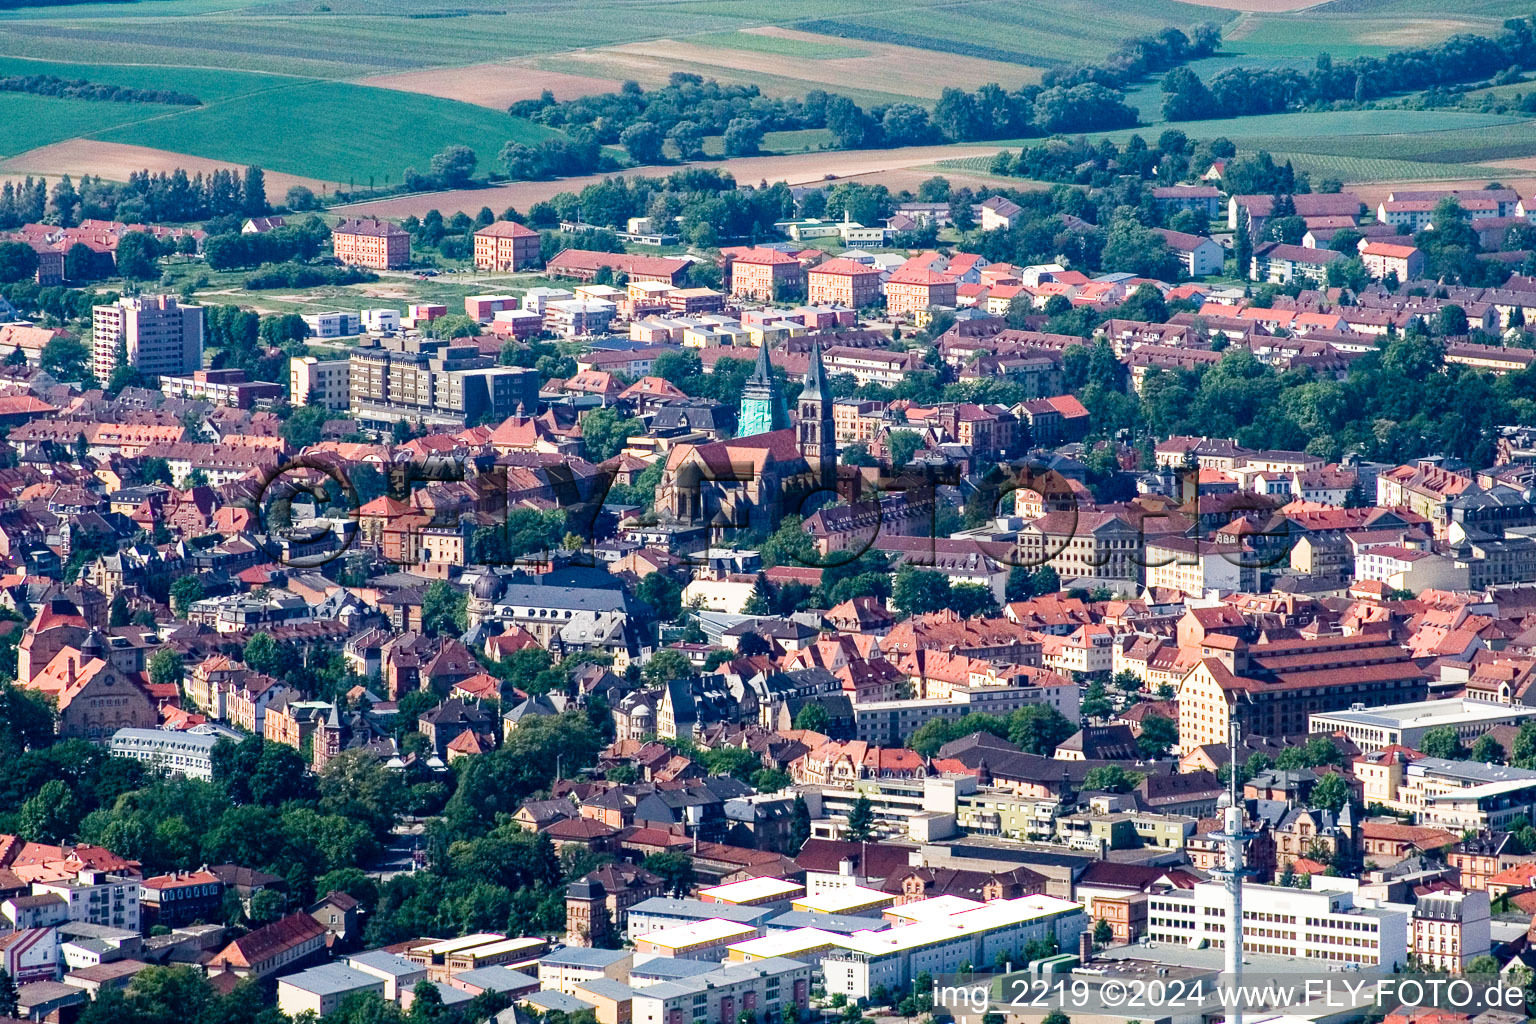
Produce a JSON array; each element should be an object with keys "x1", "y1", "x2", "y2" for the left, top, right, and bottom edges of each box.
[{"x1": 8, "y1": 8, "x2": 1536, "y2": 1024}]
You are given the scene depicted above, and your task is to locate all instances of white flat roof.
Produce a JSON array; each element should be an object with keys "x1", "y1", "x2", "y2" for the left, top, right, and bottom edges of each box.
[
  {"x1": 698, "y1": 877, "x2": 805, "y2": 905},
  {"x1": 638, "y1": 918, "x2": 759, "y2": 950},
  {"x1": 450, "y1": 937, "x2": 544, "y2": 959},
  {"x1": 884, "y1": 895, "x2": 983, "y2": 922},
  {"x1": 792, "y1": 886, "x2": 892, "y2": 914},
  {"x1": 728, "y1": 927, "x2": 843, "y2": 959},
  {"x1": 1312, "y1": 698, "x2": 1536, "y2": 730},
  {"x1": 417, "y1": 933, "x2": 506, "y2": 956}
]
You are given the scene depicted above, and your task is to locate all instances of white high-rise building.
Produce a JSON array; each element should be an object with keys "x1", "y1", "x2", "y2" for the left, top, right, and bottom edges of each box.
[{"x1": 91, "y1": 295, "x2": 203, "y2": 381}]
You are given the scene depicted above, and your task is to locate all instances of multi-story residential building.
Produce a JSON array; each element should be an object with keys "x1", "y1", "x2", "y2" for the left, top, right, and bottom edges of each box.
[
  {"x1": 301, "y1": 311, "x2": 361, "y2": 338},
  {"x1": 631, "y1": 956, "x2": 811, "y2": 1024},
  {"x1": 1353, "y1": 544, "x2": 1470, "y2": 592},
  {"x1": 108, "y1": 727, "x2": 222, "y2": 781},
  {"x1": 883, "y1": 267, "x2": 957, "y2": 319},
  {"x1": 1145, "y1": 880, "x2": 1407, "y2": 967},
  {"x1": 545, "y1": 249, "x2": 690, "y2": 285},
  {"x1": 1177, "y1": 633, "x2": 1429, "y2": 755},
  {"x1": 474, "y1": 220, "x2": 540, "y2": 271},
  {"x1": 1410, "y1": 891, "x2": 1490, "y2": 972},
  {"x1": 33, "y1": 870, "x2": 141, "y2": 933},
  {"x1": 332, "y1": 218, "x2": 410, "y2": 270},
  {"x1": 821, "y1": 347, "x2": 921, "y2": 388},
  {"x1": 1150, "y1": 185, "x2": 1223, "y2": 216},
  {"x1": 208, "y1": 912, "x2": 328, "y2": 979},
  {"x1": 1395, "y1": 758, "x2": 1536, "y2": 831},
  {"x1": 1359, "y1": 242, "x2": 1425, "y2": 281},
  {"x1": 1249, "y1": 242, "x2": 1343, "y2": 285},
  {"x1": 807, "y1": 259, "x2": 883, "y2": 308},
  {"x1": 1016, "y1": 510, "x2": 1144, "y2": 592},
  {"x1": 290, "y1": 356, "x2": 352, "y2": 411},
  {"x1": 1152, "y1": 229, "x2": 1224, "y2": 276},
  {"x1": 91, "y1": 295, "x2": 203, "y2": 381},
  {"x1": 731, "y1": 249, "x2": 805, "y2": 301},
  {"x1": 139, "y1": 870, "x2": 224, "y2": 929},
  {"x1": 348, "y1": 335, "x2": 539, "y2": 430},
  {"x1": 545, "y1": 299, "x2": 618, "y2": 337},
  {"x1": 156, "y1": 368, "x2": 284, "y2": 409}
]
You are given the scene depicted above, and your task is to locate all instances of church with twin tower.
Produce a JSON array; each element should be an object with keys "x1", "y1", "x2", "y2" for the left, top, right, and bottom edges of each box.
[{"x1": 656, "y1": 340, "x2": 836, "y2": 536}]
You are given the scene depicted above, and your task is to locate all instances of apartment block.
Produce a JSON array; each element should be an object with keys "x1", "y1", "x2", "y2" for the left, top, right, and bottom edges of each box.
[
  {"x1": 347, "y1": 335, "x2": 539, "y2": 430},
  {"x1": 474, "y1": 221, "x2": 540, "y2": 271},
  {"x1": 631, "y1": 956, "x2": 811, "y2": 1024},
  {"x1": 807, "y1": 259, "x2": 883, "y2": 308},
  {"x1": 731, "y1": 249, "x2": 804, "y2": 302},
  {"x1": 91, "y1": 295, "x2": 203, "y2": 381},
  {"x1": 333, "y1": 218, "x2": 410, "y2": 270},
  {"x1": 290, "y1": 356, "x2": 353, "y2": 411},
  {"x1": 156, "y1": 368, "x2": 284, "y2": 409},
  {"x1": 33, "y1": 870, "x2": 142, "y2": 934}
]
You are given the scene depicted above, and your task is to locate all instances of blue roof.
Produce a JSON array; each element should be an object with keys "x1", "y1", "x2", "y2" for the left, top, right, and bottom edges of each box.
[
  {"x1": 765, "y1": 910, "x2": 890, "y2": 935},
  {"x1": 628, "y1": 897, "x2": 774, "y2": 925},
  {"x1": 573, "y1": 978, "x2": 635, "y2": 1001},
  {"x1": 433, "y1": 981, "x2": 475, "y2": 1006},
  {"x1": 627, "y1": 959, "x2": 719, "y2": 982},
  {"x1": 452, "y1": 967, "x2": 537, "y2": 993},
  {"x1": 539, "y1": 947, "x2": 632, "y2": 969},
  {"x1": 522, "y1": 991, "x2": 596, "y2": 1013},
  {"x1": 281, "y1": 965, "x2": 383, "y2": 997},
  {"x1": 348, "y1": 951, "x2": 425, "y2": 978}
]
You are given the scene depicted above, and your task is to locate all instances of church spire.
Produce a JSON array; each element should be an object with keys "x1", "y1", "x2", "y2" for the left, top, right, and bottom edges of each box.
[
  {"x1": 803, "y1": 337, "x2": 832, "y2": 406},
  {"x1": 798, "y1": 339, "x2": 836, "y2": 486},
  {"x1": 738, "y1": 341, "x2": 789, "y2": 437}
]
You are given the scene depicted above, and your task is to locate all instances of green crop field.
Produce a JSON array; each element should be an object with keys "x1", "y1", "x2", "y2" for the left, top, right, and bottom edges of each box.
[
  {"x1": 86, "y1": 79, "x2": 558, "y2": 183},
  {"x1": 795, "y1": 0, "x2": 1238, "y2": 68},
  {"x1": 689, "y1": 30, "x2": 868, "y2": 60},
  {"x1": 0, "y1": 92, "x2": 185, "y2": 157}
]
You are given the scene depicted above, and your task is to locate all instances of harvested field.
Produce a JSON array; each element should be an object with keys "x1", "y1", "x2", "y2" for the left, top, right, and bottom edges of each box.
[
  {"x1": 1172, "y1": 0, "x2": 1324, "y2": 10},
  {"x1": 340, "y1": 144, "x2": 1014, "y2": 218},
  {"x1": 357, "y1": 64, "x2": 622, "y2": 108},
  {"x1": 0, "y1": 139, "x2": 338, "y2": 200},
  {"x1": 1345, "y1": 176, "x2": 1536, "y2": 207},
  {"x1": 599, "y1": 31, "x2": 1041, "y2": 101}
]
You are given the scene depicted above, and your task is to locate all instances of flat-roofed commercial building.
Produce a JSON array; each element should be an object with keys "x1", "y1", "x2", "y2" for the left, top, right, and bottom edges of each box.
[
  {"x1": 1310, "y1": 698, "x2": 1536, "y2": 754},
  {"x1": 632, "y1": 919, "x2": 761, "y2": 960},
  {"x1": 1145, "y1": 880, "x2": 1407, "y2": 968}
]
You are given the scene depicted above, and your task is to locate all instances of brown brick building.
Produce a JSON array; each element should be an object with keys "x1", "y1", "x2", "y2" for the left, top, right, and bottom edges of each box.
[
  {"x1": 474, "y1": 220, "x2": 540, "y2": 271},
  {"x1": 333, "y1": 218, "x2": 410, "y2": 270},
  {"x1": 730, "y1": 248, "x2": 804, "y2": 301},
  {"x1": 883, "y1": 266, "x2": 956, "y2": 319},
  {"x1": 807, "y1": 258, "x2": 882, "y2": 308}
]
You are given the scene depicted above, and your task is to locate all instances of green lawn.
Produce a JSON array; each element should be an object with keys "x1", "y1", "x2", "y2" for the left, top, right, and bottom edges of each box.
[
  {"x1": 689, "y1": 30, "x2": 868, "y2": 59},
  {"x1": 91, "y1": 80, "x2": 559, "y2": 182}
]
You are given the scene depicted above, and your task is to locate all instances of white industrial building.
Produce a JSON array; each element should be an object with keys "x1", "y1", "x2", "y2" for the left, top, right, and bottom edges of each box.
[
  {"x1": 819, "y1": 894, "x2": 1086, "y2": 1000},
  {"x1": 1309, "y1": 698, "x2": 1536, "y2": 753},
  {"x1": 1144, "y1": 880, "x2": 1408, "y2": 968}
]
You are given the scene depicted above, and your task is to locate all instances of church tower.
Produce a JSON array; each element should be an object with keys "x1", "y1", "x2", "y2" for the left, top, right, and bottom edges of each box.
[
  {"x1": 738, "y1": 340, "x2": 789, "y2": 437},
  {"x1": 798, "y1": 339, "x2": 836, "y2": 486}
]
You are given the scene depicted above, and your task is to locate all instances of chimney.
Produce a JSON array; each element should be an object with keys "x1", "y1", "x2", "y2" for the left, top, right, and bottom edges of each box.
[
  {"x1": 1079, "y1": 930, "x2": 1093, "y2": 964},
  {"x1": 67, "y1": 658, "x2": 76, "y2": 688}
]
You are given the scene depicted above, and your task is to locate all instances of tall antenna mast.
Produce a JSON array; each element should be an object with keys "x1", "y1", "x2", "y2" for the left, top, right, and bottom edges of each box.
[{"x1": 1211, "y1": 710, "x2": 1255, "y2": 1024}]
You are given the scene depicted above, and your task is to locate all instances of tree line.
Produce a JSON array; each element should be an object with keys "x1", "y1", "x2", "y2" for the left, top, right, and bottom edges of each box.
[
  {"x1": 0, "y1": 73, "x2": 201, "y2": 105},
  {"x1": 0, "y1": 165, "x2": 270, "y2": 229},
  {"x1": 1162, "y1": 16, "x2": 1536, "y2": 120}
]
